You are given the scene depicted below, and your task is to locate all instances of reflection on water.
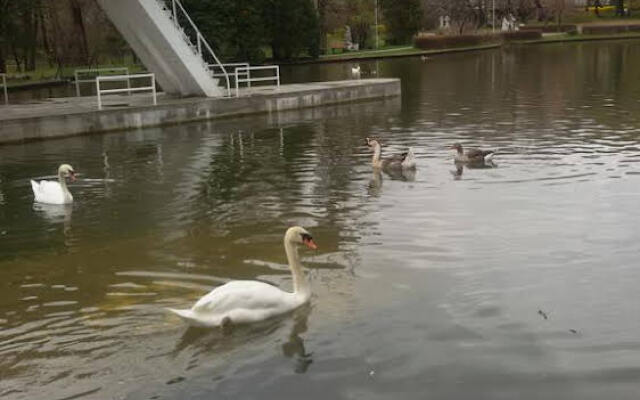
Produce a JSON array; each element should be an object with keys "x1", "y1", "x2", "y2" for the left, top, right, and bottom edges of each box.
[{"x1": 2, "y1": 41, "x2": 640, "y2": 399}]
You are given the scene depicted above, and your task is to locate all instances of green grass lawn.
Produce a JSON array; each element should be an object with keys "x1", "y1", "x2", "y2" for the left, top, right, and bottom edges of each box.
[
  {"x1": 2, "y1": 63, "x2": 146, "y2": 87},
  {"x1": 320, "y1": 45, "x2": 415, "y2": 60}
]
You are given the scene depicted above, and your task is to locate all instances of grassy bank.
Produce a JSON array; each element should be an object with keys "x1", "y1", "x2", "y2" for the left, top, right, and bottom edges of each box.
[
  {"x1": 1, "y1": 63, "x2": 146, "y2": 89},
  {"x1": 524, "y1": 31, "x2": 640, "y2": 44},
  {"x1": 297, "y1": 30, "x2": 640, "y2": 64},
  {"x1": 4, "y1": 29, "x2": 640, "y2": 86}
]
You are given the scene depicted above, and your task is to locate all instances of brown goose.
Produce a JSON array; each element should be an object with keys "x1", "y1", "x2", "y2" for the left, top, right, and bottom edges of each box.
[
  {"x1": 366, "y1": 137, "x2": 416, "y2": 170},
  {"x1": 451, "y1": 143, "x2": 495, "y2": 164}
]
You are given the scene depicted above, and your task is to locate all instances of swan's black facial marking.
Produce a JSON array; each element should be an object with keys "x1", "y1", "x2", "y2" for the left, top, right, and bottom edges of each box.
[{"x1": 300, "y1": 232, "x2": 318, "y2": 249}]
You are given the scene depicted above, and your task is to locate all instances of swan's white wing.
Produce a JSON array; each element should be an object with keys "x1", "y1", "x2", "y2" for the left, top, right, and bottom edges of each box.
[
  {"x1": 31, "y1": 179, "x2": 70, "y2": 204},
  {"x1": 192, "y1": 280, "x2": 291, "y2": 315}
]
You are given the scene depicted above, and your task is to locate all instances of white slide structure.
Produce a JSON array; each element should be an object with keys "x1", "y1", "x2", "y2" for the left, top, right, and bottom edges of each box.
[{"x1": 97, "y1": 0, "x2": 230, "y2": 97}]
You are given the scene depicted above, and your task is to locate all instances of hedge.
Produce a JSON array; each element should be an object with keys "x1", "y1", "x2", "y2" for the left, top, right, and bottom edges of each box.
[
  {"x1": 582, "y1": 25, "x2": 630, "y2": 34},
  {"x1": 414, "y1": 30, "x2": 542, "y2": 50},
  {"x1": 520, "y1": 24, "x2": 577, "y2": 33},
  {"x1": 501, "y1": 30, "x2": 542, "y2": 41},
  {"x1": 414, "y1": 33, "x2": 499, "y2": 50}
]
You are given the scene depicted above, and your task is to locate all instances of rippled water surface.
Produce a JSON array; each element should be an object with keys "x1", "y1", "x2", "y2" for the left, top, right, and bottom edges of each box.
[{"x1": 2, "y1": 41, "x2": 640, "y2": 399}]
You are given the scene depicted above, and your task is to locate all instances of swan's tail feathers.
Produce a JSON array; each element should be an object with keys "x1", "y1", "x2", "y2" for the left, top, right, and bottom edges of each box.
[
  {"x1": 402, "y1": 148, "x2": 417, "y2": 169},
  {"x1": 167, "y1": 308, "x2": 203, "y2": 325},
  {"x1": 30, "y1": 180, "x2": 40, "y2": 196}
]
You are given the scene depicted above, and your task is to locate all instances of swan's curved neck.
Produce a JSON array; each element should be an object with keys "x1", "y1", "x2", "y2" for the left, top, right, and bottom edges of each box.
[
  {"x1": 58, "y1": 171, "x2": 70, "y2": 194},
  {"x1": 371, "y1": 143, "x2": 382, "y2": 167},
  {"x1": 284, "y1": 239, "x2": 310, "y2": 297}
]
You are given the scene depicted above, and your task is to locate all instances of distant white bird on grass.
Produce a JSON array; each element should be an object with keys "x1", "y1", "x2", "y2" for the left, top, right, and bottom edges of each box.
[{"x1": 30, "y1": 164, "x2": 76, "y2": 205}]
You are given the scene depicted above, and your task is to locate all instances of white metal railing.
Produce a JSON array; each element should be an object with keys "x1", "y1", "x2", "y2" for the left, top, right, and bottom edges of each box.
[
  {"x1": 96, "y1": 73, "x2": 156, "y2": 110},
  {"x1": 209, "y1": 63, "x2": 249, "y2": 86},
  {"x1": 1, "y1": 73, "x2": 7, "y2": 105},
  {"x1": 235, "y1": 65, "x2": 280, "y2": 97},
  {"x1": 161, "y1": 0, "x2": 231, "y2": 97},
  {"x1": 75, "y1": 67, "x2": 130, "y2": 97}
]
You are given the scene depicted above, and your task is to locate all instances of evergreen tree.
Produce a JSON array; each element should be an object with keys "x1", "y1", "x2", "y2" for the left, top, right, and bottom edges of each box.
[
  {"x1": 380, "y1": 0, "x2": 423, "y2": 44},
  {"x1": 263, "y1": 0, "x2": 320, "y2": 60},
  {"x1": 181, "y1": 0, "x2": 267, "y2": 63}
]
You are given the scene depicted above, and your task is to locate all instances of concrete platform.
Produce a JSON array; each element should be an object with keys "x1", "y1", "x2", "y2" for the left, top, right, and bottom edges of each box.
[{"x1": 0, "y1": 79, "x2": 400, "y2": 144}]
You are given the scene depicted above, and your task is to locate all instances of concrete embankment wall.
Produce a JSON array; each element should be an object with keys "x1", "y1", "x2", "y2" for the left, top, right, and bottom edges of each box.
[{"x1": 0, "y1": 79, "x2": 400, "y2": 144}]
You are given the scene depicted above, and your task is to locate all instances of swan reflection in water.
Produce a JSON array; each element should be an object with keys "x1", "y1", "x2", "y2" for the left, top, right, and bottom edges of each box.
[
  {"x1": 32, "y1": 203, "x2": 74, "y2": 247},
  {"x1": 172, "y1": 303, "x2": 313, "y2": 373}
]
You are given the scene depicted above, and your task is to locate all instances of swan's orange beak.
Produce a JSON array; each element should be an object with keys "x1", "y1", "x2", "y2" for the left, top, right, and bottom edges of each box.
[
  {"x1": 69, "y1": 172, "x2": 77, "y2": 182},
  {"x1": 303, "y1": 237, "x2": 318, "y2": 250}
]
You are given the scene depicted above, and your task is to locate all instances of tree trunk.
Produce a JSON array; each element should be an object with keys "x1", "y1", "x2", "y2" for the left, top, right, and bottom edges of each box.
[
  {"x1": 11, "y1": 42, "x2": 22, "y2": 72},
  {"x1": 38, "y1": 3, "x2": 53, "y2": 67},
  {"x1": 316, "y1": 0, "x2": 327, "y2": 54},
  {"x1": 614, "y1": 0, "x2": 625, "y2": 16},
  {"x1": 69, "y1": 0, "x2": 89, "y2": 65},
  {"x1": 534, "y1": 0, "x2": 545, "y2": 22},
  {"x1": 27, "y1": 7, "x2": 39, "y2": 71},
  {"x1": 0, "y1": 47, "x2": 6, "y2": 74}
]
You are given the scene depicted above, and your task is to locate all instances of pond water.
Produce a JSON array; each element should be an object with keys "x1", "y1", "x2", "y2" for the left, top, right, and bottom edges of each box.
[{"x1": 2, "y1": 40, "x2": 640, "y2": 399}]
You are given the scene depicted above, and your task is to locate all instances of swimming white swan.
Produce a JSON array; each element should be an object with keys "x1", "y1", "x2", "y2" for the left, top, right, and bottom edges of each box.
[
  {"x1": 168, "y1": 226, "x2": 318, "y2": 327},
  {"x1": 30, "y1": 164, "x2": 76, "y2": 205},
  {"x1": 351, "y1": 65, "x2": 361, "y2": 79}
]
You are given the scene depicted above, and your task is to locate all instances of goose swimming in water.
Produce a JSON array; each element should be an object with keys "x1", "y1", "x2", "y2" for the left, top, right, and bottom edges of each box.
[
  {"x1": 168, "y1": 226, "x2": 318, "y2": 328},
  {"x1": 451, "y1": 143, "x2": 495, "y2": 164},
  {"x1": 30, "y1": 164, "x2": 76, "y2": 205},
  {"x1": 366, "y1": 137, "x2": 416, "y2": 170}
]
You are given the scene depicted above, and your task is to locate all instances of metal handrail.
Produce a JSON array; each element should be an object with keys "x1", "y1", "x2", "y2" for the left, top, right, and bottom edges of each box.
[
  {"x1": 96, "y1": 73, "x2": 156, "y2": 110},
  {"x1": 209, "y1": 62, "x2": 249, "y2": 85},
  {"x1": 75, "y1": 67, "x2": 130, "y2": 97},
  {"x1": 166, "y1": 0, "x2": 231, "y2": 97},
  {"x1": 0, "y1": 73, "x2": 7, "y2": 105},
  {"x1": 235, "y1": 65, "x2": 280, "y2": 97}
]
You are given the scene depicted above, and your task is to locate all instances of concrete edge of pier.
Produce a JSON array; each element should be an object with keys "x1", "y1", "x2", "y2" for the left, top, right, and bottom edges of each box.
[{"x1": 0, "y1": 79, "x2": 400, "y2": 145}]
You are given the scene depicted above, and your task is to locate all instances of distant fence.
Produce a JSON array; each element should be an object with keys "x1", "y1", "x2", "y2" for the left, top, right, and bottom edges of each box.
[
  {"x1": 96, "y1": 73, "x2": 156, "y2": 110},
  {"x1": 75, "y1": 67, "x2": 130, "y2": 97},
  {"x1": 235, "y1": 65, "x2": 280, "y2": 97},
  {"x1": 1, "y1": 73, "x2": 7, "y2": 105}
]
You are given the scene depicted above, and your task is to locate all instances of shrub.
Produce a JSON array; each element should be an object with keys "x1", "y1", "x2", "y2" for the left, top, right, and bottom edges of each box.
[
  {"x1": 520, "y1": 25, "x2": 577, "y2": 33},
  {"x1": 414, "y1": 33, "x2": 499, "y2": 50},
  {"x1": 582, "y1": 25, "x2": 627, "y2": 34},
  {"x1": 501, "y1": 30, "x2": 542, "y2": 41}
]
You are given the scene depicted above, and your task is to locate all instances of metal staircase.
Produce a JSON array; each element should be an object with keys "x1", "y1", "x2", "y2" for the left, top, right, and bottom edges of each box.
[{"x1": 97, "y1": 0, "x2": 230, "y2": 97}]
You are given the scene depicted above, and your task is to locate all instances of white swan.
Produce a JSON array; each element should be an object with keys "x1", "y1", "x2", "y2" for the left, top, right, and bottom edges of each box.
[
  {"x1": 351, "y1": 65, "x2": 361, "y2": 79},
  {"x1": 30, "y1": 164, "x2": 76, "y2": 205},
  {"x1": 168, "y1": 226, "x2": 318, "y2": 327}
]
